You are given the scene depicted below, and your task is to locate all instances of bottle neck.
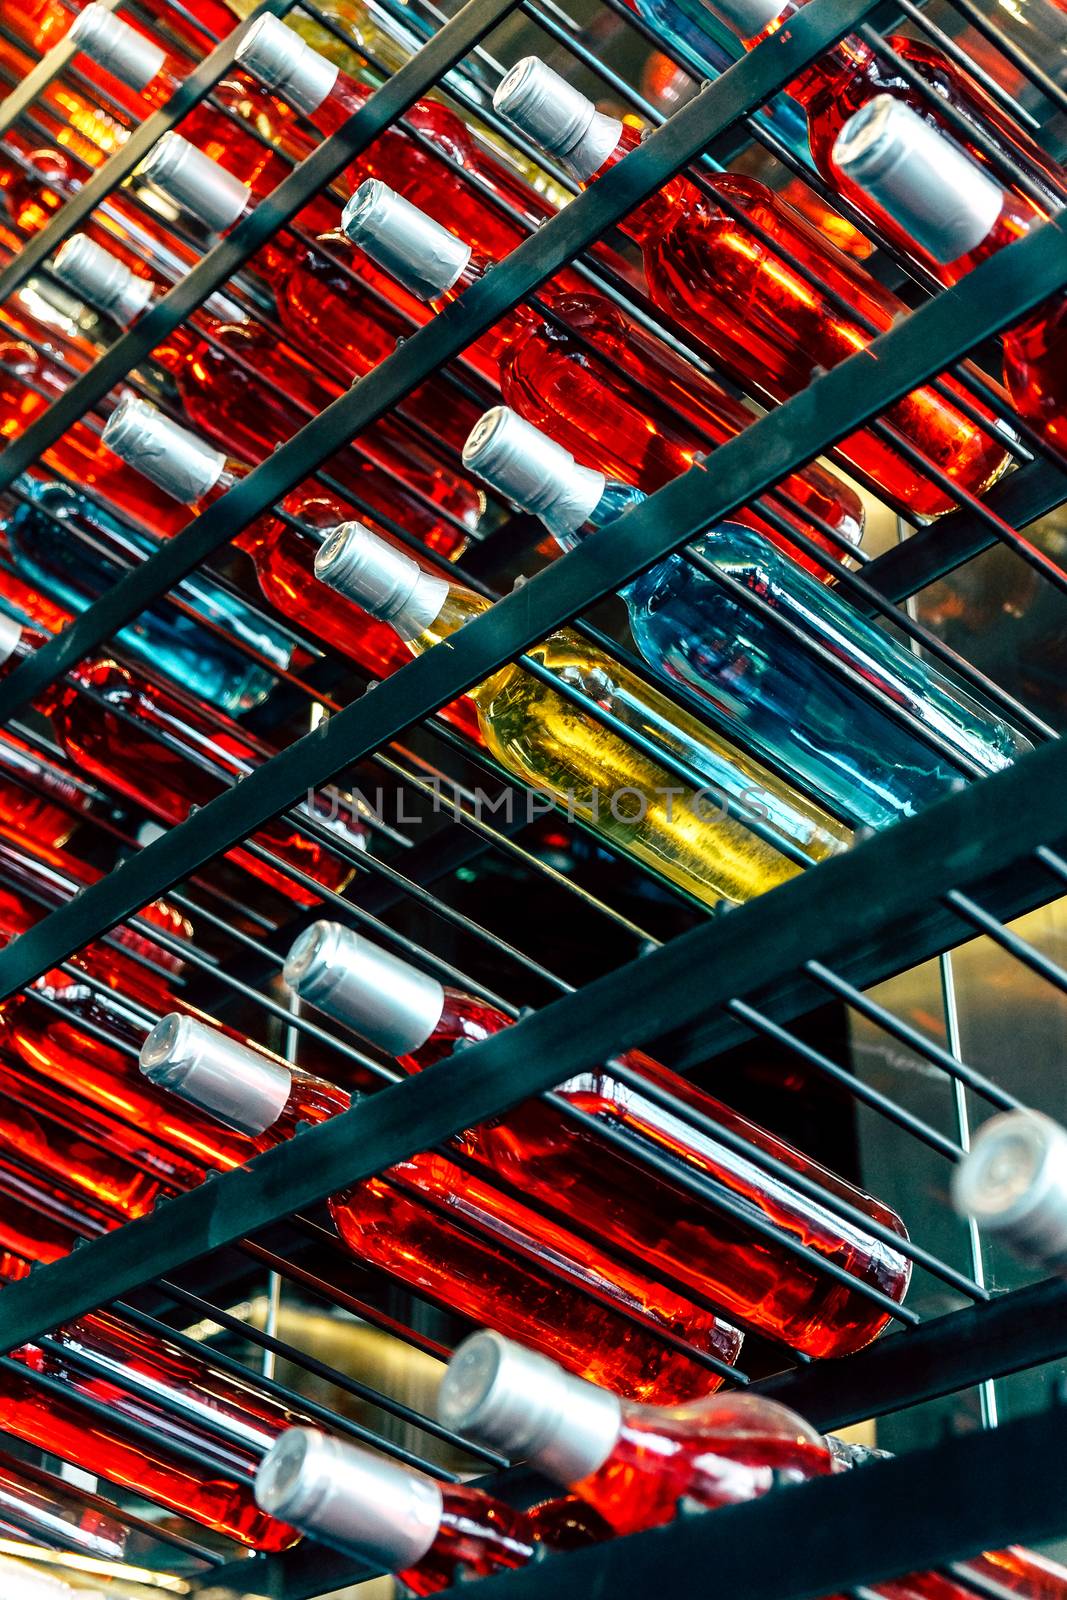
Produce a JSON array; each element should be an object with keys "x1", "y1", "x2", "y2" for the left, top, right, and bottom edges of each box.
[
  {"x1": 591, "y1": 122, "x2": 687, "y2": 244},
  {"x1": 737, "y1": 0, "x2": 868, "y2": 100}
]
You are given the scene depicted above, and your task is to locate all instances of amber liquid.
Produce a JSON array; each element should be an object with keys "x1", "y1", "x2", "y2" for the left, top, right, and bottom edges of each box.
[
  {"x1": 409, "y1": 587, "x2": 849, "y2": 907},
  {"x1": 403, "y1": 990, "x2": 910, "y2": 1358}
]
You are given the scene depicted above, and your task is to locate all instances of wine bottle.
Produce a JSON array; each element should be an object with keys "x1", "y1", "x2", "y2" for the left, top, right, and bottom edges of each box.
[
  {"x1": 0, "y1": 729, "x2": 90, "y2": 852},
  {"x1": 0, "y1": 1446, "x2": 134, "y2": 1565},
  {"x1": 0, "y1": 611, "x2": 361, "y2": 905},
  {"x1": 340, "y1": 178, "x2": 865, "y2": 578},
  {"x1": 441, "y1": 1331, "x2": 1067, "y2": 1600},
  {"x1": 702, "y1": 0, "x2": 1065, "y2": 270},
  {"x1": 314, "y1": 522, "x2": 854, "y2": 901},
  {"x1": 255, "y1": 1428, "x2": 535, "y2": 1594},
  {"x1": 492, "y1": 59, "x2": 1012, "y2": 517},
  {"x1": 99, "y1": 397, "x2": 477, "y2": 742},
  {"x1": 834, "y1": 97, "x2": 1065, "y2": 451},
  {"x1": 951, "y1": 1108, "x2": 1067, "y2": 1271},
  {"x1": 0, "y1": 334, "x2": 192, "y2": 540},
  {"x1": 140, "y1": 1011, "x2": 745, "y2": 1402},
  {"x1": 439, "y1": 1330, "x2": 832, "y2": 1535},
  {"x1": 463, "y1": 406, "x2": 1030, "y2": 831},
  {"x1": 66, "y1": 4, "x2": 310, "y2": 199},
  {"x1": 50, "y1": 233, "x2": 483, "y2": 547},
  {"x1": 2, "y1": 469, "x2": 291, "y2": 715},
  {"x1": 7, "y1": 0, "x2": 237, "y2": 61},
  {"x1": 0, "y1": 1308, "x2": 302, "y2": 1550},
  {"x1": 283, "y1": 920, "x2": 910, "y2": 1357}
]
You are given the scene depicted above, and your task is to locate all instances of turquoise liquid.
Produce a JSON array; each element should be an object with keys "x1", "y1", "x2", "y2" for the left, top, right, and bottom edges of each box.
[
  {"x1": 4, "y1": 478, "x2": 294, "y2": 715},
  {"x1": 561, "y1": 481, "x2": 1029, "y2": 830}
]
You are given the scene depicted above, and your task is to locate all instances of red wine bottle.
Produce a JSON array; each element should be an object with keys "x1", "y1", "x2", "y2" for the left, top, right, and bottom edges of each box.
[
  {"x1": 65, "y1": 3, "x2": 301, "y2": 192},
  {"x1": 255, "y1": 1428, "x2": 535, "y2": 1593},
  {"x1": 834, "y1": 97, "x2": 1065, "y2": 452},
  {"x1": 439, "y1": 1330, "x2": 831, "y2": 1535},
  {"x1": 139, "y1": 1011, "x2": 744, "y2": 1401},
  {"x1": 493, "y1": 58, "x2": 1012, "y2": 517},
  {"x1": 285, "y1": 921, "x2": 911, "y2": 1358}
]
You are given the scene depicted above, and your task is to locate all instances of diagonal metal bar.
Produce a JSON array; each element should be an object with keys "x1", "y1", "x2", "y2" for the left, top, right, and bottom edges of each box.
[
  {"x1": 757, "y1": 1277, "x2": 1067, "y2": 1430},
  {"x1": 0, "y1": 207, "x2": 1062, "y2": 1005},
  {"x1": 1, "y1": 727, "x2": 1067, "y2": 1352},
  {"x1": 0, "y1": 0, "x2": 882, "y2": 692},
  {"x1": 0, "y1": 0, "x2": 292, "y2": 300}
]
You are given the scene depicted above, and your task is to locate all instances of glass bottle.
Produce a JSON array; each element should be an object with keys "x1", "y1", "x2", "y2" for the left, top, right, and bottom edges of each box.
[
  {"x1": 6, "y1": 0, "x2": 237, "y2": 59},
  {"x1": 0, "y1": 613, "x2": 361, "y2": 905},
  {"x1": 2, "y1": 470, "x2": 289, "y2": 714},
  {"x1": 314, "y1": 522, "x2": 854, "y2": 902},
  {"x1": 704, "y1": 0, "x2": 1066, "y2": 269},
  {"x1": 493, "y1": 59, "x2": 1011, "y2": 518},
  {"x1": 1, "y1": 1314, "x2": 301, "y2": 1551},
  {"x1": 0, "y1": 729, "x2": 89, "y2": 851},
  {"x1": 255, "y1": 1428, "x2": 535, "y2": 1594},
  {"x1": 463, "y1": 406, "x2": 1030, "y2": 832},
  {"x1": 340, "y1": 178, "x2": 865, "y2": 579},
  {"x1": 139, "y1": 1011, "x2": 744, "y2": 1402},
  {"x1": 0, "y1": 334, "x2": 192, "y2": 541},
  {"x1": 950, "y1": 1107, "x2": 1067, "y2": 1272},
  {"x1": 834, "y1": 97, "x2": 1065, "y2": 451},
  {"x1": 99, "y1": 398, "x2": 483, "y2": 743},
  {"x1": 439, "y1": 1330, "x2": 832, "y2": 1536},
  {"x1": 284, "y1": 920, "x2": 910, "y2": 1357}
]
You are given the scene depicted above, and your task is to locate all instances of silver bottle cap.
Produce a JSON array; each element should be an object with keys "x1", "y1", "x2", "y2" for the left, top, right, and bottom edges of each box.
[
  {"x1": 833, "y1": 95, "x2": 1004, "y2": 265},
  {"x1": 313, "y1": 523, "x2": 449, "y2": 642},
  {"x1": 52, "y1": 234, "x2": 153, "y2": 326},
  {"x1": 235, "y1": 15, "x2": 339, "y2": 114},
  {"x1": 706, "y1": 0, "x2": 783, "y2": 36},
  {"x1": 140, "y1": 133, "x2": 250, "y2": 233},
  {"x1": 493, "y1": 58, "x2": 622, "y2": 183},
  {"x1": 68, "y1": 3, "x2": 166, "y2": 90},
  {"x1": 284, "y1": 922, "x2": 445, "y2": 1054},
  {"x1": 341, "y1": 180, "x2": 471, "y2": 302},
  {"x1": 952, "y1": 1110, "x2": 1067, "y2": 1268},
  {"x1": 463, "y1": 408, "x2": 605, "y2": 538},
  {"x1": 103, "y1": 397, "x2": 225, "y2": 503},
  {"x1": 255, "y1": 1430, "x2": 441, "y2": 1568},
  {"x1": 438, "y1": 1332, "x2": 621, "y2": 1486},
  {"x1": 139, "y1": 1013, "x2": 292, "y2": 1137},
  {"x1": 0, "y1": 614, "x2": 23, "y2": 668}
]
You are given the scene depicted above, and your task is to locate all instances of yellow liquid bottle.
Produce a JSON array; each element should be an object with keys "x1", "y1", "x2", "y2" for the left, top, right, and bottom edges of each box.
[{"x1": 314, "y1": 525, "x2": 851, "y2": 908}]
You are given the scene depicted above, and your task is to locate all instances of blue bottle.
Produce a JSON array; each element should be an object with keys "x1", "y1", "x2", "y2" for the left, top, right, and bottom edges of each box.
[
  {"x1": 627, "y1": 0, "x2": 811, "y2": 163},
  {"x1": 463, "y1": 409, "x2": 1031, "y2": 832},
  {"x1": 3, "y1": 477, "x2": 294, "y2": 715}
]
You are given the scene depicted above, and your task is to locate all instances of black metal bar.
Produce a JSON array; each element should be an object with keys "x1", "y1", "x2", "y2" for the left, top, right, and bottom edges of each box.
[{"x1": 758, "y1": 1277, "x2": 1067, "y2": 1428}]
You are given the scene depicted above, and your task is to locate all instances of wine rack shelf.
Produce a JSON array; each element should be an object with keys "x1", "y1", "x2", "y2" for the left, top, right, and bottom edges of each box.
[{"x1": 0, "y1": 0, "x2": 1065, "y2": 1590}]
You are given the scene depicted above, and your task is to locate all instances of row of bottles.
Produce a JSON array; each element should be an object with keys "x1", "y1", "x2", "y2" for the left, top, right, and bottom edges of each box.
[{"x1": 236, "y1": 1331, "x2": 1067, "y2": 1597}]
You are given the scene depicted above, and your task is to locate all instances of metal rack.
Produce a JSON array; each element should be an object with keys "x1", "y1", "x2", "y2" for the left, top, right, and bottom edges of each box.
[{"x1": 0, "y1": 0, "x2": 1065, "y2": 1591}]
